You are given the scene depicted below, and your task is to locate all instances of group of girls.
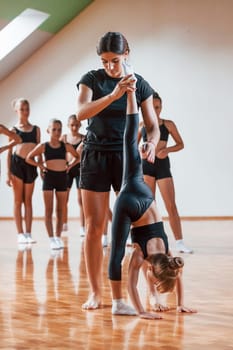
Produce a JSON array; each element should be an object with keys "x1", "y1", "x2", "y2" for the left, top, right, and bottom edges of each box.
[{"x1": 3, "y1": 99, "x2": 84, "y2": 250}]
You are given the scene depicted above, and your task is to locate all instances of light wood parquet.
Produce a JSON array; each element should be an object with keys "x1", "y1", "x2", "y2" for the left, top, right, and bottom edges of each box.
[{"x1": 0, "y1": 219, "x2": 233, "y2": 349}]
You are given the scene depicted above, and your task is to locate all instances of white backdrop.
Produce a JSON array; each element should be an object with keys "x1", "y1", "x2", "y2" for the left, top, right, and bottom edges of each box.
[{"x1": 0, "y1": 0, "x2": 233, "y2": 217}]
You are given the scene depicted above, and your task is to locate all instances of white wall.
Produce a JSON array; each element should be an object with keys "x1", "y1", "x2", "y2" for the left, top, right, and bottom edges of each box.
[{"x1": 0, "y1": 0, "x2": 233, "y2": 217}]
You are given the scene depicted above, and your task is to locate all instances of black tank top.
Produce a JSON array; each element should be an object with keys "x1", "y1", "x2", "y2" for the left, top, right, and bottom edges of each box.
[
  {"x1": 14, "y1": 125, "x2": 37, "y2": 143},
  {"x1": 64, "y1": 135, "x2": 83, "y2": 150},
  {"x1": 141, "y1": 120, "x2": 169, "y2": 142},
  {"x1": 44, "y1": 142, "x2": 66, "y2": 161}
]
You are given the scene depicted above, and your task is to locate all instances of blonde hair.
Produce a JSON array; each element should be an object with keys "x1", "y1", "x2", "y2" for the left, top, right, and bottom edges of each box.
[
  {"x1": 11, "y1": 98, "x2": 29, "y2": 111},
  {"x1": 48, "y1": 118, "x2": 62, "y2": 128},
  {"x1": 147, "y1": 253, "x2": 184, "y2": 293}
]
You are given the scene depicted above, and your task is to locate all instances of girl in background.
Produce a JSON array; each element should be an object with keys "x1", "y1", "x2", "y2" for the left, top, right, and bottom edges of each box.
[
  {"x1": 61, "y1": 115, "x2": 85, "y2": 236},
  {"x1": 138, "y1": 92, "x2": 193, "y2": 254},
  {"x1": 7, "y1": 98, "x2": 40, "y2": 245},
  {"x1": 26, "y1": 119, "x2": 79, "y2": 250}
]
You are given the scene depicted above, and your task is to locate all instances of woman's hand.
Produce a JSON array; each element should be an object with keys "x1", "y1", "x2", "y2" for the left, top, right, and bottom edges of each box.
[
  {"x1": 177, "y1": 305, "x2": 197, "y2": 313},
  {"x1": 111, "y1": 75, "x2": 136, "y2": 100},
  {"x1": 139, "y1": 312, "x2": 163, "y2": 320}
]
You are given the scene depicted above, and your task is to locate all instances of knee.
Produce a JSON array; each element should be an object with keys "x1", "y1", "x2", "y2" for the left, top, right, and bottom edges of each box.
[
  {"x1": 14, "y1": 200, "x2": 22, "y2": 209},
  {"x1": 85, "y1": 223, "x2": 103, "y2": 240},
  {"x1": 24, "y1": 198, "x2": 32, "y2": 208}
]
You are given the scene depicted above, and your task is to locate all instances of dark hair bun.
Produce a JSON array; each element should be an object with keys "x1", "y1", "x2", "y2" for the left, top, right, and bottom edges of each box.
[{"x1": 169, "y1": 257, "x2": 184, "y2": 269}]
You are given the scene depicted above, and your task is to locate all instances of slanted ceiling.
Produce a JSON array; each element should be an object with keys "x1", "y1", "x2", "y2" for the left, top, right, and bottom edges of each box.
[{"x1": 0, "y1": 0, "x2": 93, "y2": 81}]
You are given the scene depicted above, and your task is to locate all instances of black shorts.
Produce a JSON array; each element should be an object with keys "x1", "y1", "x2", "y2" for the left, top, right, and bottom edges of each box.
[
  {"x1": 142, "y1": 156, "x2": 172, "y2": 180},
  {"x1": 80, "y1": 148, "x2": 123, "y2": 192},
  {"x1": 11, "y1": 153, "x2": 38, "y2": 184},
  {"x1": 67, "y1": 163, "x2": 80, "y2": 189},
  {"x1": 43, "y1": 169, "x2": 67, "y2": 192}
]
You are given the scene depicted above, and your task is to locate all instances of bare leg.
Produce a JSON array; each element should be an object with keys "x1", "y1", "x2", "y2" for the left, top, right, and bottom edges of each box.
[
  {"x1": 157, "y1": 178, "x2": 193, "y2": 253},
  {"x1": 102, "y1": 208, "x2": 112, "y2": 247},
  {"x1": 157, "y1": 178, "x2": 182, "y2": 240},
  {"x1": 55, "y1": 191, "x2": 67, "y2": 237},
  {"x1": 11, "y1": 175, "x2": 24, "y2": 234},
  {"x1": 43, "y1": 191, "x2": 54, "y2": 238},
  {"x1": 63, "y1": 189, "x2": 69, "y2": 230},
  {"x1": 24, "y1": 182, "x2": 35, "y2": 233},
  {"x1": 82, "y1": 189, "x2": 109, "y2": 309}
]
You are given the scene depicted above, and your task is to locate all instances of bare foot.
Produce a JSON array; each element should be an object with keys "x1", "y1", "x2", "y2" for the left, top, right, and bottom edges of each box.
[{"x1": 82, "y1": 293, "x2": 101, "y2": 310}]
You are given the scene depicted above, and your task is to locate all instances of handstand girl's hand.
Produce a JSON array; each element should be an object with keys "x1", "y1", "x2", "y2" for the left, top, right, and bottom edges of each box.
[
  {"x1": 177, "y1": 305, "x2": 197, "y2": 313},
  {"x1": 139, "y1": 311, "x2": 163, "y2": 320},
  {"x1": 151, "y1": 303, "x2": 170, "y2": 312}
]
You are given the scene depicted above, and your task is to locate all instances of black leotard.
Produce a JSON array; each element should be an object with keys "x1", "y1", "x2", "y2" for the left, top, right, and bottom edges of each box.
[{"x1": 109, "y1": 112, "x2": 154, "y2": 281}]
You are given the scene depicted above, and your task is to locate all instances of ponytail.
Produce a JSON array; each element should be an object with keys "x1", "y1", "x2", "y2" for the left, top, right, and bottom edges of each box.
[
  {"x1": 147, "y1": 253, "x2": 184, "y2": 293},
  {"x1": 168, "y1": 257, "x2": 184, "y2": 270}
]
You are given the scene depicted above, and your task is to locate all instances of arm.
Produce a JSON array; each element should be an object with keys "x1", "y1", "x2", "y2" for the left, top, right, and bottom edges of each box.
[
  {"x1": 26, "y1": 144, "x2": 46, "y2": 172},
  {"x1": 65, "y1": 143, "x2": 80, "y2": 172},
  {"x1": 141, "y1": 96, "x2": 160, "y2": 163},
  {"x1": 157, "y1": 120, "x2": 184, "y2": 159},
  {"x1": 176, "y1": 271, "x2": 197, "y2": 313},
  {"x1": 6, "y1": 148, "x2": 13, "y2": 186},
  {"x1": 35, "y1": 127, "x2": 43, "y2": 173},
  {"x1": 77, "y1": 75, "x2": 133, "y2": 121},
  {"x1": 128, "y1": 249, "x2": 162, "y2": 319},
  {"x1": 0, "y1": 125, "x2": 21, "y2": 154}
]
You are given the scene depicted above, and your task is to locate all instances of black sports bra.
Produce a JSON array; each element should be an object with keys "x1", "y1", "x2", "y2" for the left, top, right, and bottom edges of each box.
[
  {"x1": 141, "y1": 121, "x2": 169, "y2": 142},
  {"x1": 14, "y1": 125, "x2": 37, "y2": 143},
  {"x1": 64, "y1": 135, "x2": 83, "y2": 149},
  {"x1": 131, "y1": 222, "x2": 169, "y2": 259},
  {"x1": 44, "y1": 142, "x2": 66, "y2": 161}
]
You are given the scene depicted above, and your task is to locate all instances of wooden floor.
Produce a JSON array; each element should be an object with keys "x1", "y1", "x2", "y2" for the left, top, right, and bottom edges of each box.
[{"x1": 0, "y1": 219, "x2": 233, "y2": 350}]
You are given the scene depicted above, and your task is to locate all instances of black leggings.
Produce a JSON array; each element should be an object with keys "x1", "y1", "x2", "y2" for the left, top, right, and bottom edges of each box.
[{"x1": 109, "y1": 114, "x2": 153, "y2": 281}]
